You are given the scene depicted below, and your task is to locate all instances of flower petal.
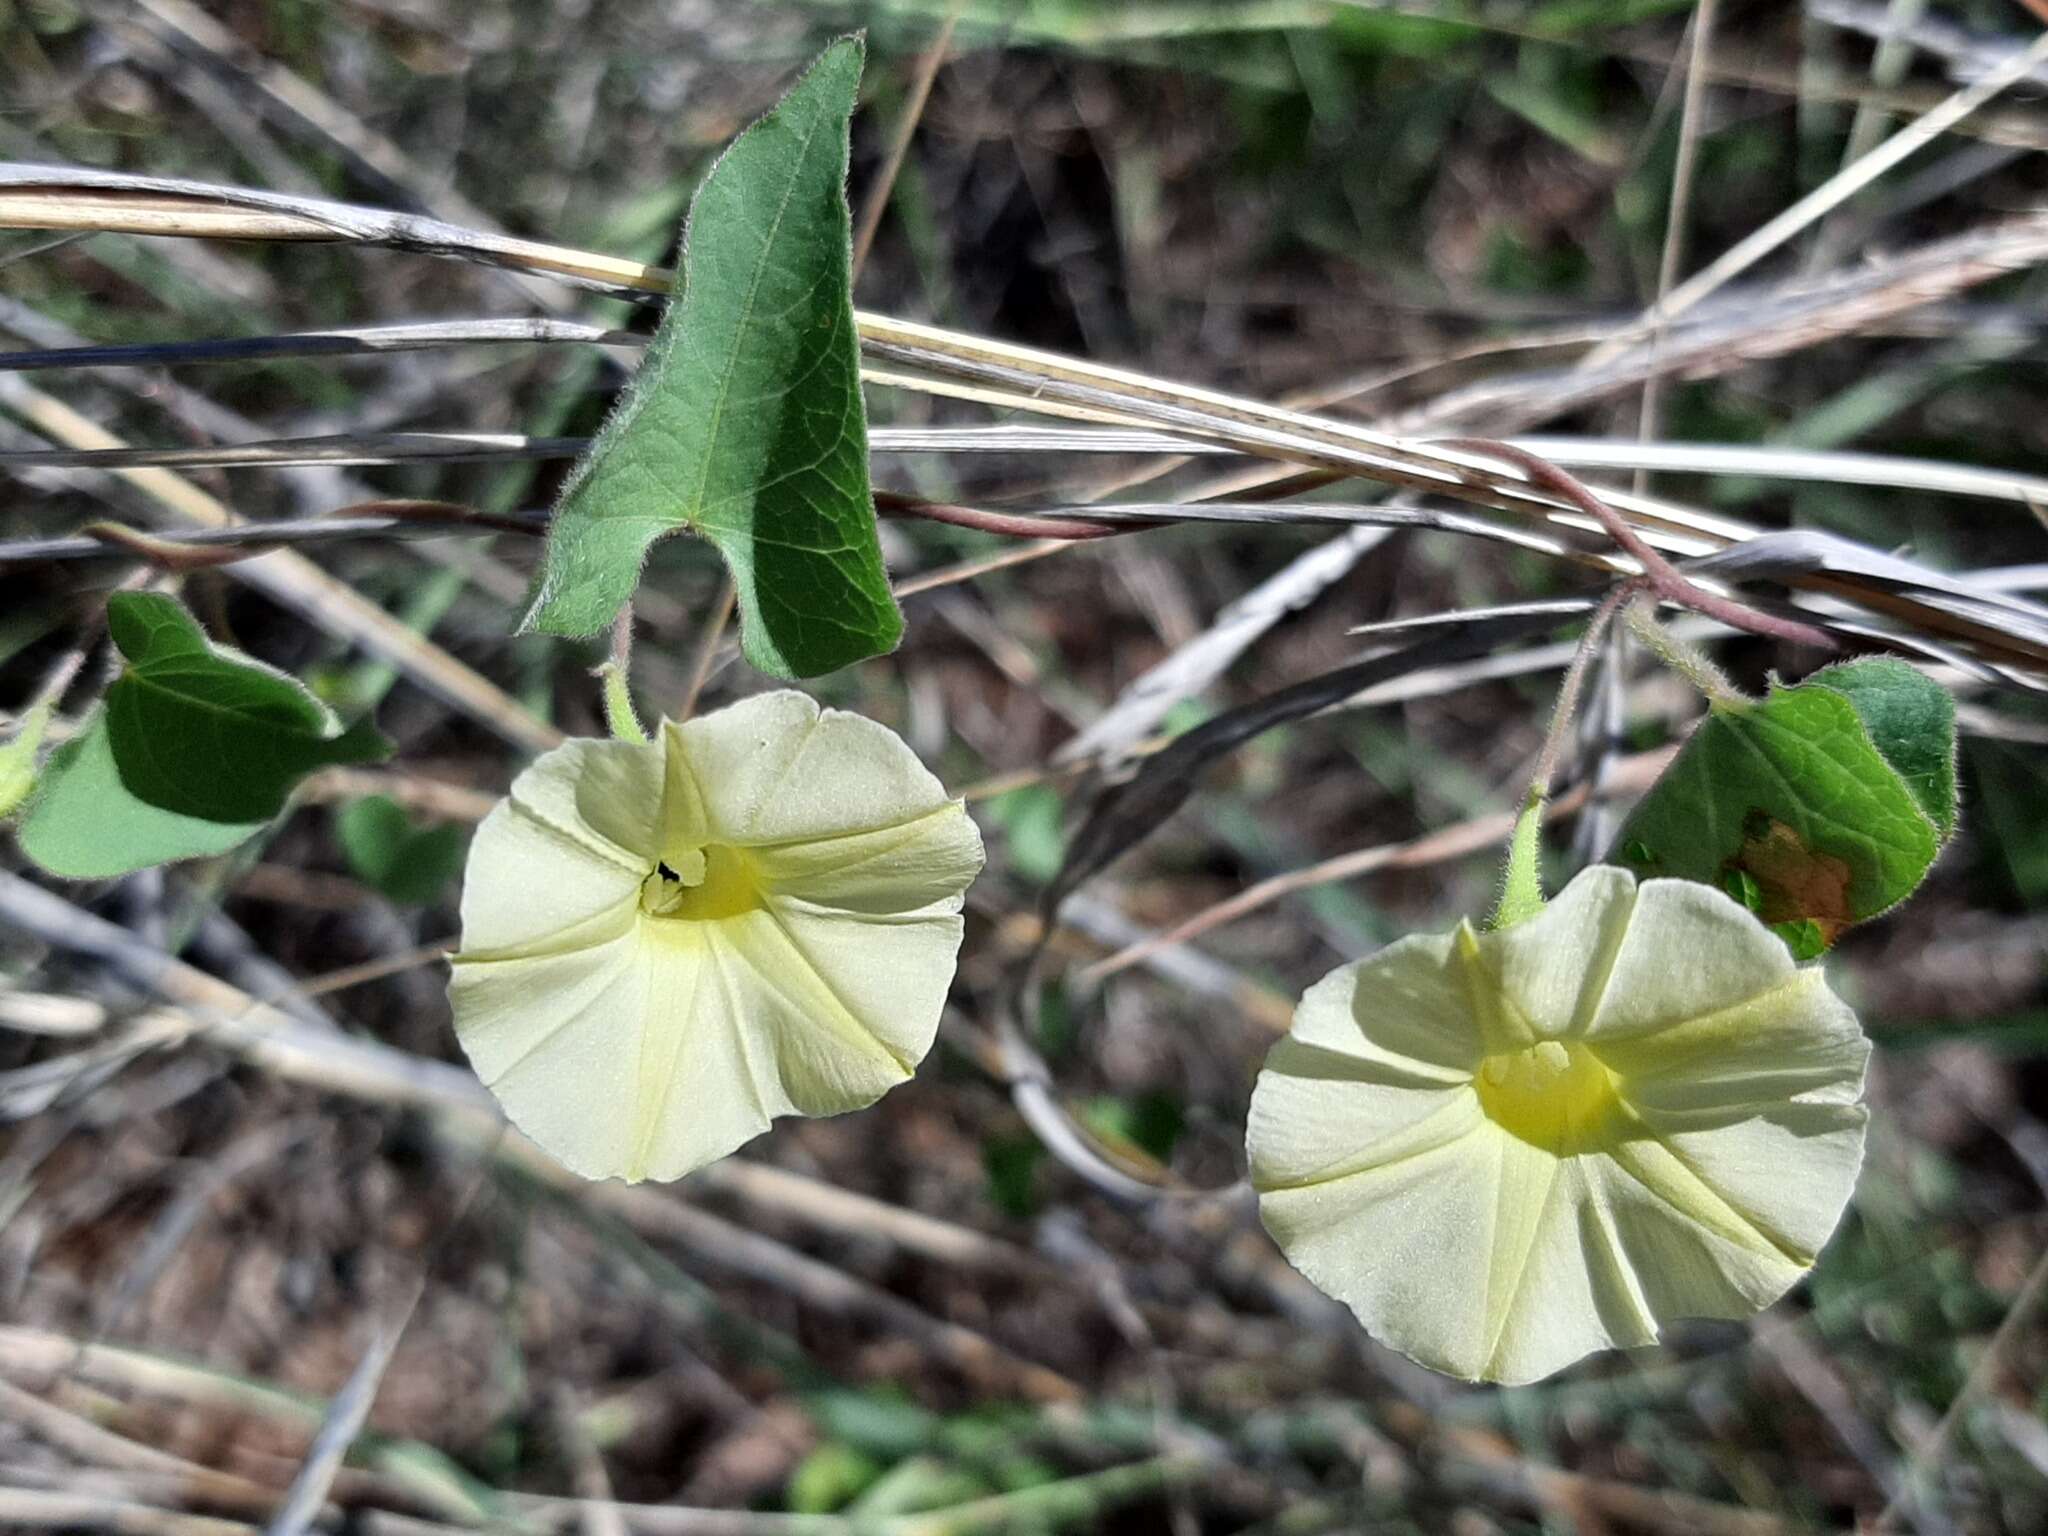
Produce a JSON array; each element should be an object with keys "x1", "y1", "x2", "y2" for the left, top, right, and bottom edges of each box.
[
  {"x1": 449, "y1": 926, "x2": 659, "y2": 1178},
  {"x1": 749, "y1": 803, "x2": 983, "y2": 914},
  {"x1": 665, "y1": 691, "x2": 956, "y2": 846},
  {"x1": 1259, "y1": 1107, "x2": 1820, "y2": 1383},
  {"x1": 458, "y1": 738, "x2": 661, "y2": 956},
  {"x1": 1599, "y1": 967, "x2": 1870, "y2": 1117},
  {"x1": 621, "y1": 927, "x2": 790, "y2": 1182},
  {"x1": 1473, "y1": 863, "x2": 1638, "y2": 1041},
  {"x1": 1608, "y1": 1100, "x2": 1867, "y2": 1285},
  {"x1": 1471, "y1": 1143, "x2": 1666, "y2": 1385},
  {"x1": 716, "y1": 897, "x2": 962, "y2": 1112},
  {"x1": 1288, "y1": 934, "x2": 1488, "y2": 1081},
  {"x1": 1249, "y1": 1047, "x2": 1481, "y2": 1192},
  {"x1": 1587, "y1": 1106, "x2": 1863, "y2": 1327},
  {"x1": 453, "y1": 922, "x2": 793, "y2": 1182},
  {"x1": 1259, "y1": 1121, "x2": 1670, "y2": 1384},
  {"x1": 1586, "y1": 876, "x2": 1803, "y2": 1042},
  {"x1": 1254, "y1": 1115, "x2": 1501, "y2": 1379}
]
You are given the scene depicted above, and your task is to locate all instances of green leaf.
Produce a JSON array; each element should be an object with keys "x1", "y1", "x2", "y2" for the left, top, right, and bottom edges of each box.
[
  {"x1": 985, "y1": 783, "x2": 1065, "y2": 885},
  {"x1": 1721, "y1": 867, "x2": 1763, "y2": 913},
  {"x1": 0, "y1": 697, "x2": 54, "y2": 819},
  {"x1": 335, "y1": 796, "x2": 467, "y2": 905},
  {"x1": 786, "y1": 1443, "x2": 882, "y2": 1515},
  {"x1": 17, "y1": 710, "x2": 264, "y2": 877},
  {"x1": 102, "y1": 593, "x2": 390, "y2": 823},
  {"x1": 107, "y1": 589, "x2": 211, "y2": 663},
  {"x1": 1078, "y1": 1091, "x2": 1185, "y2": 1162},
  {"x1": 1804, "y1": 657, "x2": 1958, "y2": 839},
  {"x1": 982, "y1": 1134, "x2": 1045, "y2": 1220},
  {"x1": 804, "y1": 1388, "x2": 935, "y2": 1463},
  {"x1": 1611, "y1": 676, "x2": 1943, "y2": 949},
  {"x1": 1773, "y1": 918, "x2": 1828, "y2": 962},
  {"x1": 524, "y1": 38, "x2": 902, "y2": 679}
]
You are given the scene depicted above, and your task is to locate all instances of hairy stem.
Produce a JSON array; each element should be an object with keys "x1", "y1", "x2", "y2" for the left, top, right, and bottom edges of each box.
[
  {"x1": 1531, "y1": 581, "x2": 1636, "y2": 804},
  {"x1": 1625, "y1": 593, "x2": 1744, "y2": 708},
  {"x1": 596, "y1": 608, "x2": 648, "y2": 744}
]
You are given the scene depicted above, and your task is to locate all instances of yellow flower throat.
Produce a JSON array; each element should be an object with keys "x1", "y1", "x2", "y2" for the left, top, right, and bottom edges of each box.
[
  {"x1": 1474, "y1": 1039, "x2": 1621, "y2": 1152},
  {"x1": 1455, "y1": 924, "x2": 1624, "y2": 1153},
  {"x1": 640, "y1": 843, "x2": 761, "y2": 922}
]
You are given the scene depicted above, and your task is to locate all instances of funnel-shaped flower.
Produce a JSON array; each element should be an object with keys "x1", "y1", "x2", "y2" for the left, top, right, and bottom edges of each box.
[
  {"x1": 1248, "y1": 865, "x2": 1868, "y2": 1385},
  {"x1": 449, "y1": 691, "x2": 983, "y2": 1183}
]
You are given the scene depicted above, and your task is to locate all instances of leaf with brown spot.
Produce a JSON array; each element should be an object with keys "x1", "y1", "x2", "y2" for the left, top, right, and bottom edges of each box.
[
  {"x1": 1731, "y1": 815, "x2": 1855, "y2": 945},
  {"x1": 1611, "y1": 674, "x2": 1944, "y2": 951}
]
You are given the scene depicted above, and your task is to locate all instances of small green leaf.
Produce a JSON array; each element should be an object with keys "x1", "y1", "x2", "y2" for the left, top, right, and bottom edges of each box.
[
  {"x1": 1805, "y1": 657, "x2": 1958, "y2": 839},
  {"x1": 525, "y1": 38, "x2": 902, "y2": 679},
  {"x1": 986, "y1": 783, "x2": 1065, "y2": 885},
  {"x1": 1078, "y1": 1091, "x2": 1185, "y2": 1162},
  {"x1": 1721, "y1": 867, "x2": 1763, "y2": 913},
  {"x1": 786, "y1": 1443, "x2": 882, "y2": 1515},
  {"x1": 1773, "y1": 918, "x2": 1828, "y2": 962},
  {"x1": 1610, "y1": 675, "x2": 1944, "y2": 948},
  {"x1": 0, "y1": 697, "x2": 54, "y2": 819},
  {"x1": 102, "y1": 593, "x2": 390, "y2": 823},
  {"x1": 107, "y1": 590, "x2": 212, "y2": 663},
  {"x1": 17, "y1": 710, "x2": 264, "y2": 877},
  {"x1": 335, "y1": 796, "x2": 467, "y2": 905},
  {"x1": 982, "y1": 1134, "x2": 1045, "y2": 1220}
]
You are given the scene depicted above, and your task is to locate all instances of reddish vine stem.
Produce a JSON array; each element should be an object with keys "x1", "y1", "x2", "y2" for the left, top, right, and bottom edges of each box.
[
  {"x1": 873, "y1": 490, "x2": 1125, "y2": 542},
  {"x1": 355, "y1": 497, "x2": 547, "y2": 537},
  {"x1": 1437, "y1": 436, "x2": 1839, "y2": 653},
  {"x1": 81, "y1": 520, "x2": 248, "y2": 572}
]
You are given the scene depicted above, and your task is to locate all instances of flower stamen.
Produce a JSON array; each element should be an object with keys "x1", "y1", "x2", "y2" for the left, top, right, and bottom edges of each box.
[{"x1": 640, "y1": 843, "x2": 761, "y2": 921}]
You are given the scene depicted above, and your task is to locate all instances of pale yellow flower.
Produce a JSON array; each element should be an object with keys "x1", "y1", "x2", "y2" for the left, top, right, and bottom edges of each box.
[
  {"x1": 449, "y1": 691, "x2": 983, "y2": 1183},
  {"x1": 1248, "y1": 865, "x2": 1868, "y2": 1385}
]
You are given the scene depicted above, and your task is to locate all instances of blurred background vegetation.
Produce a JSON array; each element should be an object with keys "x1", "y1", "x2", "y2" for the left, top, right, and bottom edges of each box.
[{"x1": 2, "y1": 1, "x2": 2047, "y2": 1532}]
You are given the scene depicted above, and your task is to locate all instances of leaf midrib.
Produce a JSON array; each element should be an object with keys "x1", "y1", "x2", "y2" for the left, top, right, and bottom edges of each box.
[{"x1": 685, "y1": 74, "x2": 842, "y2": 535}]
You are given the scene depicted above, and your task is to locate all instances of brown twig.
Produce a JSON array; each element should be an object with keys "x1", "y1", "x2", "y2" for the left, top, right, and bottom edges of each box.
[
  {"x1": 347, "y1": 496, "x2": 541, "y2": 537},
  {"x1": 875, "y1": 489, "x2": 1125, "y2": 541},
  {"x1": 1437, "y1": 438, "x2": 1839, "y2": 652},
  {"x1": 850, "y1": 5, "x2": 962, "y2": 280},
  {"x1": 1079, "y1": 745, "x2": 1678, "y2": 987},
  {"x1": 81, "y1": 521, "x2": 247, "y2": 571},
  {"x1": 1631, "y1": 0, "x2": 1715, "y2": 492}
]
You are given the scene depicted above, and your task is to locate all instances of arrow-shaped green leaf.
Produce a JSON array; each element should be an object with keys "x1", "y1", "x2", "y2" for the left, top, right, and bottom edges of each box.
[
  {"x1": 101, "y1": 592, "x2": 389, "y2": 823},
  {"x1": 524, "y1": 37, "x2": 901, "y2": 679},
  {"x1": 18, "y1": 710, "x2": 265, "y2": 877}
]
